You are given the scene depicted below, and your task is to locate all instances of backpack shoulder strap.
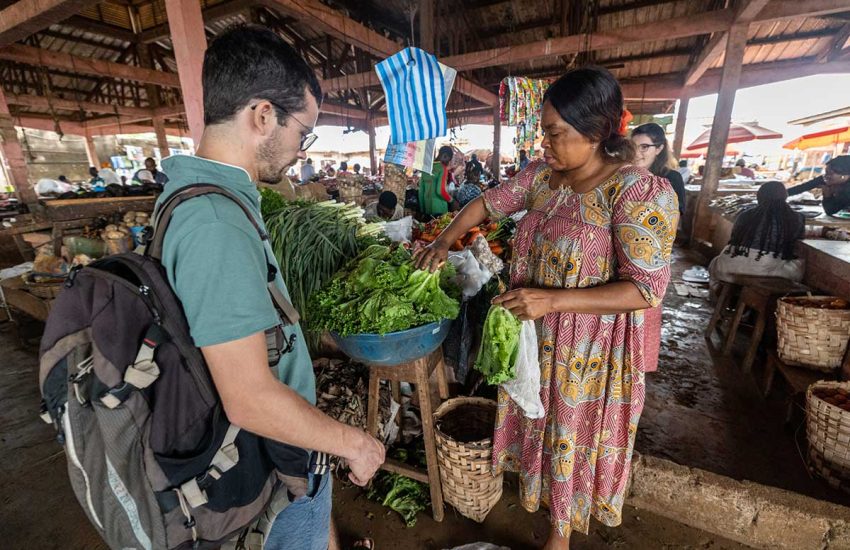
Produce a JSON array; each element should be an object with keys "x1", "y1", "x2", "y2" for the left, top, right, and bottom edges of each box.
[{"x1": 145, "y1": 184, "x2": 300, "y2": 325}]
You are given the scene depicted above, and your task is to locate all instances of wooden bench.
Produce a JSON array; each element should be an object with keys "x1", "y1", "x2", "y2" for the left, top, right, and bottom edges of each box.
[{"x1": 763, "y1": 350, "x2": 838, "y2": 424}]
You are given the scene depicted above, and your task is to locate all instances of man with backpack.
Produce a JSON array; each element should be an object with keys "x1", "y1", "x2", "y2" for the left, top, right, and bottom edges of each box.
[{"x1": 156, "y1": 26, "x2": 384, "y2": 548}]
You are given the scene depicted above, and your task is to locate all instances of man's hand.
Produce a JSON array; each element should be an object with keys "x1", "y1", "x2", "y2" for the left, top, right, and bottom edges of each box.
[
  {"x1": 492, "y1": 288, "x2": 554, "y2": 321},
  {"x1": 345, "y1": 430, "x2": 386, "y2": 486}
]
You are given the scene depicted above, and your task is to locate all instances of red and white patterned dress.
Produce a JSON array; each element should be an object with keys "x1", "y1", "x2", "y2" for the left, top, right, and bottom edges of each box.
[{"x1": 484, "y1": 160, "x2": 678, "y2": 537}]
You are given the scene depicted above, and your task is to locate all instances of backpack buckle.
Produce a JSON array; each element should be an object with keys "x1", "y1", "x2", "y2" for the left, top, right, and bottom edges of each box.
[{"x1": 139, "y1": 225, "x2": 154, "y2": 246}]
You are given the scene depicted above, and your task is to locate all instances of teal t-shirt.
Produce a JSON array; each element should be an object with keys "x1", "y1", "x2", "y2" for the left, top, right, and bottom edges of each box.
[{"x1": 156, "y1": 155, "x2": 316, "y2": 405}]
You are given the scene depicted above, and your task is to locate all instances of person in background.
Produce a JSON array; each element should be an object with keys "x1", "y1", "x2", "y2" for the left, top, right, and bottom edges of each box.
[
  {"x1": 300, "y1": 157, "x2": 315, "y2": 182},
  {"x1": 787, "y1": 155, "x2": 850, "y2": 216},
  {"x1": 518, "y1": 149, "x2": 530, "y2": 170},
  {"x1": 456, "y1": 164, "x2": 483, "y2": 207},
  {"x1": 88, "y1": 166, "x2": 105, "y2": 192},
  {"x1": 353, "y1": 163, "x2": 362, "y2": 175},
  {"x1": 735, "y1": 158, "x2": 755, "y2": 179},
  {"x1": 709, "y1": 181, "x2": 805, "y2": 287},
  {"x1": 58, "y1": 175, "x2": 69, "y2": 184},
  {"x1": 418, "y1": 145, "x2": 455, "y2": 217},
  {"x1": 631, "y1": 122, "x2": 685, "y2": 215},
  {"x1": 338, "y1": 161, "x2": 350, "y2": 175},
  {"x1": 466, "y1": 153, "x2": 483, "y2": 181},
  {"x1": 364, "y1": 191, "x2": 404, "y2": 221},
  {"x1": 120, "y1": 175, "x2": 128, "y2": 186},
  {"x1": 677, "y1": 159, "x2": 692, "y2": 183},
  {"x1": 415, "y1": 66, "x2": 678, "y2": 550},
  {"x1": 133, "y1": 157, "x2": 169, "y2": 187}
]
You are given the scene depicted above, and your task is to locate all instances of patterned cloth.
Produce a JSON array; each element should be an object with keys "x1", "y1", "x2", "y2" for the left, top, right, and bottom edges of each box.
[{"x1": 484, "y1": 160, "x2": 678, "y2": 538}]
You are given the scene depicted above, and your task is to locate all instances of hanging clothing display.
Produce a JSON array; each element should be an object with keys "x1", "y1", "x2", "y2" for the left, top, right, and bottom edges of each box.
[
  {"x1": 377, "y1": 47, "x2": 451, "y2": 145},
  {"x1": 499, "y1": 77, "x2": 549, "y2": 155}
]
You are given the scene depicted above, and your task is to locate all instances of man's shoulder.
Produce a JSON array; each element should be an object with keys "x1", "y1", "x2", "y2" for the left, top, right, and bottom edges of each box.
[{"x1": 160, "y1": 192, "x2": 259, "y2": 249}]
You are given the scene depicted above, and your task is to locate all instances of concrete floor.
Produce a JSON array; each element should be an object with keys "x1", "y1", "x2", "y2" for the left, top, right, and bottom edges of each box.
[{"x1": 0, "y1": 246, "x2": 847, "y2": 548}]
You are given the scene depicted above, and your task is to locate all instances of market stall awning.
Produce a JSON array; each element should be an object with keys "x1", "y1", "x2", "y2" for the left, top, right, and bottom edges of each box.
[
  {"x1": 686, "y1": 122, "x2": 783, "y2": 151},
  {"x1": 783, "y1": 126, "x2": 850, "y2": 150},
  {"x1": 680, "y1": 146, "x2": 740, "y2": 159}
]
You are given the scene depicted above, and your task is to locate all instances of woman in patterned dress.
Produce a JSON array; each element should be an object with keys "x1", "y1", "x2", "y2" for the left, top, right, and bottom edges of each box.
[{"x1": 415, "y1": 67, "x2": 679, "y2": 549}]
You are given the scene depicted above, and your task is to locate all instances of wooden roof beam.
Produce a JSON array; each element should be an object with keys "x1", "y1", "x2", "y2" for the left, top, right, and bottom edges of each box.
[
  {"x1": 139, "y1": 0, "x2": 257, "y2": 44},
  {"x1": 4, "y1": 92, "x2": 152, "y2": 117},
  {"x1": 61, "y1": 15, "x2": 137, "y2": 43},
  {"x1": 0, "y1": 44, "x2": 181, "y2": 88},
  {"x1": 817, "y1": 23, "x2": 850, "y2": 63},
  {"x1": 0, "y1": 1, "x2": 100, "y2": 48},
  {"x1": 684, "y1": 0, "x2": 771, "y2": 87},
  {"x1": 261, "y1": 0, "x2": 499, "y2": 106}
]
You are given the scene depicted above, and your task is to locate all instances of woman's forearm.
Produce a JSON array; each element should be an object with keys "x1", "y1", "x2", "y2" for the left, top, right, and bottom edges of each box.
[
  {"x1": 435, "y1": 196, "x2": 489, "y2": 247},
  {"x1": 550, "y1": 281, "x2": 652, "y2": 315}
]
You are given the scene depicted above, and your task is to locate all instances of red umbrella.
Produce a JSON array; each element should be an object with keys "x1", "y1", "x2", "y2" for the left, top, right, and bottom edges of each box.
[
  {"x1": 680, "y1": 146, "x2": 740, "y2": 159},
  {"x1": 686, "y1": 122, "x2": 782, "y2": 151}
]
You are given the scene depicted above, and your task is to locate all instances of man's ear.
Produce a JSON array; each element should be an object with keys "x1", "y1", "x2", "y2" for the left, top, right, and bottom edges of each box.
[{"x1": 251, "y1": 101, "x2": 278, "y2": 137}]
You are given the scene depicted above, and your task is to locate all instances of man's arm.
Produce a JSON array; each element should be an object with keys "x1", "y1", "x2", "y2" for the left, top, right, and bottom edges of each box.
[{"x1": 202, "y1": 331, "x2": 385, "y2": 485}]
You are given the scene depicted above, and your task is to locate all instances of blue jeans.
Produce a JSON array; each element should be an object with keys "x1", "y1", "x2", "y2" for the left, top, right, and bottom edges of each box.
[{"x1": 265, "y1": 473, "x2": 332, "y2": 550}]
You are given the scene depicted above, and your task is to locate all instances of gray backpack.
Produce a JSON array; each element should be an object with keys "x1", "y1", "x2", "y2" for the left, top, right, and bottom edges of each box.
[{"x1": 38, "y1": 185, "x2": 314, "y2": 549}]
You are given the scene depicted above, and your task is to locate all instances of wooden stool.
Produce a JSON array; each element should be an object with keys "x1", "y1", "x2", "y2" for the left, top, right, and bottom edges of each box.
[
  {"x1": 366, "y1": 349, "x2": 450, "y2": 521},
  {"x1": 705, "y1": 280, "x2": 740, "y2": 343},
  {"x1": 763, "y1": 350, "x2": 837, "y2": 424}
]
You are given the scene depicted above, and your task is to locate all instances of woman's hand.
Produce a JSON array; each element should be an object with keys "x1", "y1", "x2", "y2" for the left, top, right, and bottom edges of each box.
[
  {"x1": 492, "y1": 288, "x2": 554, "y2": 321},
  {"x1": 413, "y1": 240, "x2": 450, "y2": 272}
]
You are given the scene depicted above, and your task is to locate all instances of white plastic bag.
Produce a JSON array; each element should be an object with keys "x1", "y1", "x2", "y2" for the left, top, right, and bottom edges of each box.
[
  {"x1": 447, "y1": 249, "x2": 492, "y2": 299},
  {"x1": 383, "y1": 215, "x2": 413, "y2": 242},
  {"x1": 501, "y1": 320, "x2": 544, "y2": 419}
]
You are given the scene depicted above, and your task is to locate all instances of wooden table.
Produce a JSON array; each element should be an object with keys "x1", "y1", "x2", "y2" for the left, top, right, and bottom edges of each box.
[
  {"x1": 42, "y1": 196, "x2": 156, "y2": 221},
  {"x1": 0, "y1": 276, "x2": 53, "y2": 321},
  {"x1": 798, "y1": 240, "x2": 850, "y2": 301}
]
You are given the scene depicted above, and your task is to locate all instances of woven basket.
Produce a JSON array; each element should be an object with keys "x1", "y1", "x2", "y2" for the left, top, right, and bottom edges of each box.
[
  {"x1": 434, "y1": 397, "x2": 502, "y2": 522},
  {"x1": 808, "y1": 447, "x2": 850, "y2": 494},
  {"x1": 23, "y1": 274, "x2": 64, "y2": 299},
  {"x1": 776, "y1": 296, "x2": 850, "y2": 372},
  {"x1": 807, "y1": 381, "x2": 850, "y2": 474}
]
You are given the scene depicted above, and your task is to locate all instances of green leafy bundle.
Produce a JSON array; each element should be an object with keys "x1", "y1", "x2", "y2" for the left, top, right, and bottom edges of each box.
[
  {"x1": 474, "y1": 305, "x2": 522, "y2": 384},
  {"x1": 259, "y1": 187, "x2": 287, "y2": 220},
  {"x1": 366, "y1": 471, "x2": 430, "y2": 527},
  {"x1": 308, "y1": 245, "x2": 460, "y2": 336}
]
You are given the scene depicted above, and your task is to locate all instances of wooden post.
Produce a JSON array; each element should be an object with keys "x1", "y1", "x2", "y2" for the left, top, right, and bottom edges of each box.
[
  {"x1": 367, "y1": 113, "x2": 377, "y2": 176},
  {"x1": 153, "y1": 116, "x2": 170, "y2": 158},
  {"x1": 491, "y1": 105, "x2": 501, "y2": 178},
  {"x1": 0, "y1": 86, "x2": 36, "y2": 205},
  {"x1": 165, "y1": 0, "x2": 207, "y2": 145},
  {"x1": 84, "y1": 134, "x2": 100, "y2": 168},
  {"x1": 419, "y1": 0, "x2": 435, "y2": 52},
  {"x1": 691, "y1": 23, "x2": 748, "y2": 243},
  {"x1": 672, "y1": 94, "x2": 689, "y2": 159}
]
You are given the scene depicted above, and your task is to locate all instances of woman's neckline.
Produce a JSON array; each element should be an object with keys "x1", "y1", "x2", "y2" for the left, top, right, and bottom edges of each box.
[{"x1": 544, "y1": 163, "x2": 631, "y2": 194}]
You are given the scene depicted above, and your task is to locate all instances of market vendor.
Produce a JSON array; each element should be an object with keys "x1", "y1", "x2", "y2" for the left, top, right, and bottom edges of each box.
[
  {"x1": 418, "y1": 145, "x2": 456, "y2": 217},
  {"x1": 709, "y1": 181, "x2": 805, "y2": 288},
  {"x1": 364, "y1": 191, "x2": 404, "y2": 221},
  {"x1": 133, "y1": 157, "x2": 169, "y2": 187},
  {"x1": 415, "y1": 66, "x2": 678, "y2": 550},
  {"x1": 787, "y1": 155, "x2": 850, "y2": 216},
  {"x1": 155, "y1": 25, "x2": 383, "y2": 550}
]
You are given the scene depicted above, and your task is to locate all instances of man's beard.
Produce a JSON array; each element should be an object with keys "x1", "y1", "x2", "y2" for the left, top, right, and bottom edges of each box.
[{"x1": 256, "y1": 128, "x2": 293, "y2": 185}]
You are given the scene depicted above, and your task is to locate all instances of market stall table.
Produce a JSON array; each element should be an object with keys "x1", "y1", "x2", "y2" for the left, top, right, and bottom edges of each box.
[
  {"x1": 0, "y1": 276, "x2": 53, "y2": 322},
  {"x1": 798, "y1": 240, "x2": 850, "y2": 301}
]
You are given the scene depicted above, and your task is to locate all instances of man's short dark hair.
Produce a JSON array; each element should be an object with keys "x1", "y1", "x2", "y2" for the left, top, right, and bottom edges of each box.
[
  {"x1": 339, "y1": 161, "x2": 348, "y2": 172},
  {"x1": 145, "y1": 157, "x2": 155, "y2": 163},
  {"x1": 378, "y1": 191, "x2": 398, "y2": 209},
  {"x1": 202, "y1": 25, "x2": 322, "y2": 126}
]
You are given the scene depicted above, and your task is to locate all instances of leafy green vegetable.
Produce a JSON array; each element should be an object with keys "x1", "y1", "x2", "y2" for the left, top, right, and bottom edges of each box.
[
  {"x1": 308, "y1": 244, "x2": 460, "y2": 336},
  {"x1": 474, "y1": 305, "x2": 522, "y2": 384},
  {"x1": 259, "y1": 187, "x2": 288, "y2": 219},
  {"x1": 366, "y1": 472, "x2": 430, "y2": 527}
]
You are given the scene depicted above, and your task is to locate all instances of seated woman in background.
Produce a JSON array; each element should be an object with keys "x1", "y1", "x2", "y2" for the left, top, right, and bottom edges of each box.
[
  {"x1": 788, "y1": 155, "x2": 850, "y2": 216},
  {"x1": 709, "y1": 181, "x2": 805, "y2": 287},
  {"x1": 631, "y1": 123, "x2": 686, "y2": 215}
]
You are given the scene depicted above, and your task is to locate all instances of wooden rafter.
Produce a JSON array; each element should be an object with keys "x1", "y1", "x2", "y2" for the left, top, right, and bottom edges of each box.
[{"x1": 0, "y1": 0, "x2": 100, "y2": 48}]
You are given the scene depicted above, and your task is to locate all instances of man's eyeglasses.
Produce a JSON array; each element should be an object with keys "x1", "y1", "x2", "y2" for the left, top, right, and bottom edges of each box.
[
  {"x1": 636, "y1": 143, "x2": 662, "y2": 153},
  {"x1": 251, "y1": 101, "x2": 318, "y2": 151}
]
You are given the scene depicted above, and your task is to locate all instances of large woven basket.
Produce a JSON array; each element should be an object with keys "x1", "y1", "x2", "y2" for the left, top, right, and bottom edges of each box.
[
  {"x1": 776, "y1": 296, "x2": 850, "y2": 372},
  {"x1": 807, "y1": 381, "x2": 850, "y2": 475},
  {"x1": 808, "y1": 447, "x2": 850, "y2": 495},
  {"x1": 434, "y1": 397, "x2": 502, "y2": 523}
]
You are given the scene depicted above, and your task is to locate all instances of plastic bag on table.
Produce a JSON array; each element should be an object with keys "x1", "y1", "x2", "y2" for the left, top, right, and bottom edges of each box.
[
  {"x1": 500, "y1": 320, "x2": 544, "y2": 419},
  {"x1": 383, "y1": 215, "x2": 413, "y2": 242},
  {"x1": 447, "y1": 249, "x2": 493, "y2": 299}
]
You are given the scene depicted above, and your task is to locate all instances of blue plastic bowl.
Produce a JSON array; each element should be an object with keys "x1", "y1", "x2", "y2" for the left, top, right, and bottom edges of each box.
[{"x1": 331, "y1": 319, "x2": 453, "y2": 367}]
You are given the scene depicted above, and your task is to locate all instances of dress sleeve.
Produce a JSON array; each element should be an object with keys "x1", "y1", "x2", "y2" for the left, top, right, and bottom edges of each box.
[
  {"x1": 482, "y1": 160, "x2": 542, "y2": 218},
  {"x1": 612, "y1": 170, "x2": 679, "y2": 307},
  {"x1": 787, "y1": 176, "x2": 822, "y2": 196}
]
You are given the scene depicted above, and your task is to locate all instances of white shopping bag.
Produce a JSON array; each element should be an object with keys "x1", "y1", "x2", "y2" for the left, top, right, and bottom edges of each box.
[{"x1": 500, "y1": 320, "x2": 544, "y2": 419}]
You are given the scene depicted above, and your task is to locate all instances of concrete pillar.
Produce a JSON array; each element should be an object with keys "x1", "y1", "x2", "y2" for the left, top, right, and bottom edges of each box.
[
  {"x1": 491, "y1": 105, "x2": 501, "y2": 178},
  {"x1": 84, "y1": 134, "x2": 100, "y2": 168},
  {"x1": 0, "y1": 86, "x2": 36, "y2": 205},
  {"x1": 672, "y1": 95, "x2": 689, "y2": 159},
  {"x1": 419, "y1": 0, "x2": 435, "y2": 52},
  {"x1": 153, "y1": 116, "x2": 169, "y2": 159},
  {"x1": 367, "y1": 114, "x2": 377, "y2": 176},
  {"x1": 692, "y1": 23, "x2": 748, "y2": 243},
  {"x1": 165, "y1": 0, "x2": 207, "y2": 145}
]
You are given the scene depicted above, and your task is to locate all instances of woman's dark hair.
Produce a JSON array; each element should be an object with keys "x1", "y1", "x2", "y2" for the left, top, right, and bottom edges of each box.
[
  {"x1": 437, "y1": 145, "x2": 454, "y2": 160},
  {"x1": 826, "y1": 155, "x2": 850, "y2": 175},
  {"x1": 631, "y1": 123, "x2": 674, "y2": 176},
  {"x1": 202, "y1": 25, "x2": 322, "y2": 126},
  {"x1": 339, "y1": 161, "x2": 348, "y2": 172},
  {"x1": 543, "y1": 66, "x2": 635, "y2": 163},
  {"x1": 728, "y1": 181, "x2": 802, "y2": 260}
]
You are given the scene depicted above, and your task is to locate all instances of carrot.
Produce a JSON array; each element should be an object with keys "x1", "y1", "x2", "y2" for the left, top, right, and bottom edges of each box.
[
  {"x1": 489, "y1": 243, "x2": 504, "y2": 255},
  {"x1": 487, "y1": 222, "x2": 498, "y2": 231},
  {"x1": 451, "y1": 239, "x2": 464, "y2": 251},
  {"x1": 419, "y1": 233, "x2": 436, "y2": 242}
]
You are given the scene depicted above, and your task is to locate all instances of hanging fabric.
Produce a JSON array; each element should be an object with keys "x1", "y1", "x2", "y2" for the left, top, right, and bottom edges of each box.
[
  {"x1": 376, "y1": 47, "x2": 450, "y2": 145},
  {"x1": 499, "y1": 77, "x2": 549, "y2": 155}
]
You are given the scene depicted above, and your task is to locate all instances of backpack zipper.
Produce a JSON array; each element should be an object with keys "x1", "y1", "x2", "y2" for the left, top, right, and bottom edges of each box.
[{"x1": 62, "y1": 412, "x2": 104, "y2": 530}]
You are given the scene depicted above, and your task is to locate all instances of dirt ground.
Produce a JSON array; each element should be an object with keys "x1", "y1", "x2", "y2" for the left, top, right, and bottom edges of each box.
[{"x1": 0, "y1": 246, "x2": 846, "y2": 549}]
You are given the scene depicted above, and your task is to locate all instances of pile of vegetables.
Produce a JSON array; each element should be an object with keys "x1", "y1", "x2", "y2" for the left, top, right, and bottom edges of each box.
[
  {"x1": 262, "y1": 195, "x2": 384, "y2": 319},
  {"x1": 413, "y1": 213, "x2": 514, "y2": 256},
  {"x1": 366, "y1": 448, "x2": 430, "y2": 527},
  {"x1": 474, "y1": 305, "x2": 522, "y2": 384},
  {"x1": 308, "y1": 244, "x2": 460, "y2": 336}
]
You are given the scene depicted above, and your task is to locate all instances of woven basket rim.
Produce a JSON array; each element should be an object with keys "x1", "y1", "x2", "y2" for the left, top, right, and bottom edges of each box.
[{"x1": 434, "y1": 397, "x2": 497, "y2": 448}]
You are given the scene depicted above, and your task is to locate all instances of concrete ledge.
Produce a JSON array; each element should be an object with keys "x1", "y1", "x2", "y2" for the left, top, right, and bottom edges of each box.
[{"x1": 629, "y1": 453, "x2": 850, "y2": 549}]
